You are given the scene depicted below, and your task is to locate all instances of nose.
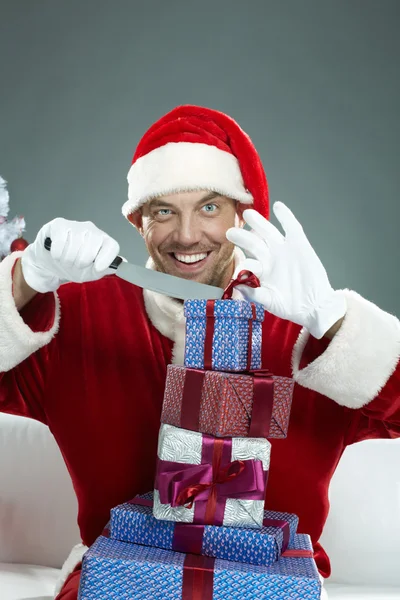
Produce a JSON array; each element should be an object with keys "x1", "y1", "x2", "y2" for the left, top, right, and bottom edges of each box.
[{"x1": 172, "y1": 213, "x2": 202, "y2": 247}]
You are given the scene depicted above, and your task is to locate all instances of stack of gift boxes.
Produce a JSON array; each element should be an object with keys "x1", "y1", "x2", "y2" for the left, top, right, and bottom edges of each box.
[{"x1": 78, "y1": 297, "x2": 322, "y2": 599}]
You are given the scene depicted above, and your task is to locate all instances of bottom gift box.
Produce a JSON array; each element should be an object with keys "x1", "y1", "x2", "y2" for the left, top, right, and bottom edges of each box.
[{"x1": 78, "y1": 533, "x2": 321, "y2": 599}]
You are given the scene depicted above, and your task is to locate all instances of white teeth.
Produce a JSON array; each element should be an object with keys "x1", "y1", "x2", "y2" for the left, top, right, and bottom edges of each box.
[{"x1": 174, "y1": 253, "x2": 208, "y2": 264}]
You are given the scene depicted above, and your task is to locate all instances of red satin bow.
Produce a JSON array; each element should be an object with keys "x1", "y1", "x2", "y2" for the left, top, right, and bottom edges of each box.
[{"x1": 222, "y1": 269, "x2": 260, "y2": 299}]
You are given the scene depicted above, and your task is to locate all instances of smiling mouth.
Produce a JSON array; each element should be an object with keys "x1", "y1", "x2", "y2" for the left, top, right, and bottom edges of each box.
[
  {"x1": 167, "y1": 251, "x2": 212, "y2": 270},
  {"x1": 172, "y1": 252, "x2": 209, "y2": 264}
]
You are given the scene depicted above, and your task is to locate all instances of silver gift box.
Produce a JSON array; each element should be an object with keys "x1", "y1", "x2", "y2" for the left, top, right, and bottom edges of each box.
[{"x1": 153, "y1": 424, "x2": 271, "y2": 528}]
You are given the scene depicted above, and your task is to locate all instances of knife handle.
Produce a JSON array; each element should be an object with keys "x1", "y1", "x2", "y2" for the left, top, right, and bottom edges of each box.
[{"x1": 44, "y1": 237, "x2": 123, "y2": 270}]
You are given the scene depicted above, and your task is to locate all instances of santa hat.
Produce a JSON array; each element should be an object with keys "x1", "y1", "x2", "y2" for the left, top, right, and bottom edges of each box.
[{"x1": 122, "y1": 105, "x2": 270, "y2": 220}]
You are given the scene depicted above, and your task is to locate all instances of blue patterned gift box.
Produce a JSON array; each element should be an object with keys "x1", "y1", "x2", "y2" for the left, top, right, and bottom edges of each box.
[
  {"x1": 109, "y1": 492, "x2": 299, "y2": 567},
  {"x1": 78, "y1": 533, "x2": 321, "y2": 600},
  {"x1": 184, "y1": 299, "x2": 264, "y2": 371}
]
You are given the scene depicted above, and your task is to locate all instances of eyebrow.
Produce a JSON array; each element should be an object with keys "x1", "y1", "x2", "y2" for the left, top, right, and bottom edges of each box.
[
  {"x1": 199, "y1": 191, "x2": 221, "y2": 203},
  {"x1": 149, "y1": 191, "x2": 222, "y2": 210},
  {"x1": 148, "y1": 198, "x2": 175, "y2": 209}
]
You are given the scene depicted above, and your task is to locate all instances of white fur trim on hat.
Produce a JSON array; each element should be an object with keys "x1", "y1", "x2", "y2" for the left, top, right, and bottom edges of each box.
[
  {"x1": 291, "y1": 289, "x2": 400, "y2": 409},
  {"x1": 122, "y1": 142, "x2": 253, "y2": 217},
  {"x1": 0, "y1": 252, "x2": 60, "y2": 372}
]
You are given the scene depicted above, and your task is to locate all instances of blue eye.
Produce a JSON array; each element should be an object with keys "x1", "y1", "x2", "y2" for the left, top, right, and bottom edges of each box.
[
  {"x1": 158, "y1": 209, "x2": 171, "y2": 216},
  {"x1": 203, "y1": 204, "x2": 217, "y2": 213}
]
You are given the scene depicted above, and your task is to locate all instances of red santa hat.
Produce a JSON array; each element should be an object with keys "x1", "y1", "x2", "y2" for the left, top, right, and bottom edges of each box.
[{"x1": 122, "y1": 105, "x2": 270, "y2": 220}]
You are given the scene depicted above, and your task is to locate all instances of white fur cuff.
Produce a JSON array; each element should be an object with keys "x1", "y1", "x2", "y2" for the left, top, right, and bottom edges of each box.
[
  {"x1": 0, "y1": 252, "x2": 60, "y2": 372},
  {"x1": 54, "y1": 542, "x2": 88, "y2": 597},
  {"x1": 292, "y1": 289, "x2": 400, "y2": 409}
]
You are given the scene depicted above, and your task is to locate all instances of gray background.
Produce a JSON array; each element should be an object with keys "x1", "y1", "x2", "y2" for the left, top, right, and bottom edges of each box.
[{"x1": 0, "y1": 0, "x2": 398, "y2": 314}]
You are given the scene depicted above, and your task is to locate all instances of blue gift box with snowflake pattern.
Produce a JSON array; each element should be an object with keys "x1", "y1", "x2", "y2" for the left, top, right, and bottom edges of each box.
[
  {"x1": 184, "y1": 299, "x2": 265, "y2": 372},
  {"x1": 78, "y1": 533, "x2": 321, "y2": 600},
  {"x1": 109, "y1": 493, "x2": 298, "y2": 567}
]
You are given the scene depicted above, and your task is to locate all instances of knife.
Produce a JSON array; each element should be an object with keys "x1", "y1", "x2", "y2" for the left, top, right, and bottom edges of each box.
[{"x1": 44, "y1": 238, "x2": 224, "y2": 301}]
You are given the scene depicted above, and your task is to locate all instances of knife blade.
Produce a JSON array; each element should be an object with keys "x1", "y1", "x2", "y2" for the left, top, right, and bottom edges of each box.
[
  {"x1": 44, "y1": 237, "x2": 224, "y2": 301},
  {"x1": 113, "y1": 260, "x2": 224, "y2": 300}
]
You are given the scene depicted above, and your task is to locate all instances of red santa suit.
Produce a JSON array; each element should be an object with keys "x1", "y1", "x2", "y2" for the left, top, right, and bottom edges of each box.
[
  {"x1": 1, "y1": 105, "x2": 399, "y2": 599},
  {"x1": 0, "y1": 249, "x2": 399, "y2": 599}
]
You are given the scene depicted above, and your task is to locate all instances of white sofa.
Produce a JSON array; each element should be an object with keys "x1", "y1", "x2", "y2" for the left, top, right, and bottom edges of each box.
[{"x1": 0, "y1": 413, "x2": 399, "y2": 600}]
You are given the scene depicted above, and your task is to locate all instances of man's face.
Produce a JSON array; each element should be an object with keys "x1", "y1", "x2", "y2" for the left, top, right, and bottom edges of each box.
[{"x1": 131, "y1": 191, "x2": 245, "y2": 289}]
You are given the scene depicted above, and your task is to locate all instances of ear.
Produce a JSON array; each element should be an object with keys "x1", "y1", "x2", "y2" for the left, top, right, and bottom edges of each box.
[
  {"x1": 127, "y1": 210, "x2": 144, "y2": 235},
  {"x1": 235, "y1": 202, "x2": 248, "y2": 228}
]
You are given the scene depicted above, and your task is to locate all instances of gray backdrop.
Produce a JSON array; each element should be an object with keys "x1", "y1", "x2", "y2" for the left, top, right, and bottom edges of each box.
[{"x1": 0, "y1": 0, "x2": 398, "y2": 314}]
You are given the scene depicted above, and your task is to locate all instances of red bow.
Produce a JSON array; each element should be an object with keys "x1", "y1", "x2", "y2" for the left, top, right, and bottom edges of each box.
[{"x1": 222, "y1": 269, "x2": 260, "y2": 299}]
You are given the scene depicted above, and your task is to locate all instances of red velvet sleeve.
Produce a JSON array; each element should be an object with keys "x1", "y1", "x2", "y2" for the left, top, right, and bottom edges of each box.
[
  {"x1": 299, "y1": 334, "x2": 331, "y2": 370},
  {"x1": 344, "y1": 360, "x2": 400, "y2": 445},
  {"x1": 0, "y1": 292, "x2": 58, "y2": 423},
  {"x1": 300, "y1": 332, "x2": 400, "y2": 444}
]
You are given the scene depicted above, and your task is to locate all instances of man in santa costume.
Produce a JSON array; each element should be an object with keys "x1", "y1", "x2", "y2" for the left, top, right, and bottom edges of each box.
[{"x1": 0, "y1": 105, "x2": 399, "y2": 600}]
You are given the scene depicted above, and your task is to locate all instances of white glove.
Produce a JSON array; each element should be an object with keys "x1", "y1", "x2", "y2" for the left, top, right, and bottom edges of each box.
[
  {"x1": 21, "y1": 218, "x2": 120, "y2": 293},
  {"x1": 226, "y1": 202, "x2": 347, "y2": 339}
]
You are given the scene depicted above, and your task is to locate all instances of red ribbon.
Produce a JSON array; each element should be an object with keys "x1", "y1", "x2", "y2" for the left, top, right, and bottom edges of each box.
[
  {"x1": 203, "y1": 270, "x2": 261, "y2": 371},
  {"x1": 156, "y1": 436, "x2": 267, "y2": 526},
  {"x1": 222, "y1": 269, "x2": 261, "y2": 300},
  {"x1": 182, "y1": 554, "x2": 215, "y2": 600},
  {"x1": 282, "y1": 549, "x2": 314, "y2": 558},
  {"x1": 248, "y1": 369, "x2": 274, "y2": 438},
  {"x1": 180, "y1": 367, "x2": 275, "y2": 439},
  {"x1": 180, "y1": 368, "x2": 206, "y2": 432},
  {"x1": 173, "y1": 523, "x2": 205, "y2": 555},
  {"x1": 101, "y1": 525, "x2": 110, "y2": 538},
  {"x1": 263, "y1": 517, "x2": 290, "y2": 553}
]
